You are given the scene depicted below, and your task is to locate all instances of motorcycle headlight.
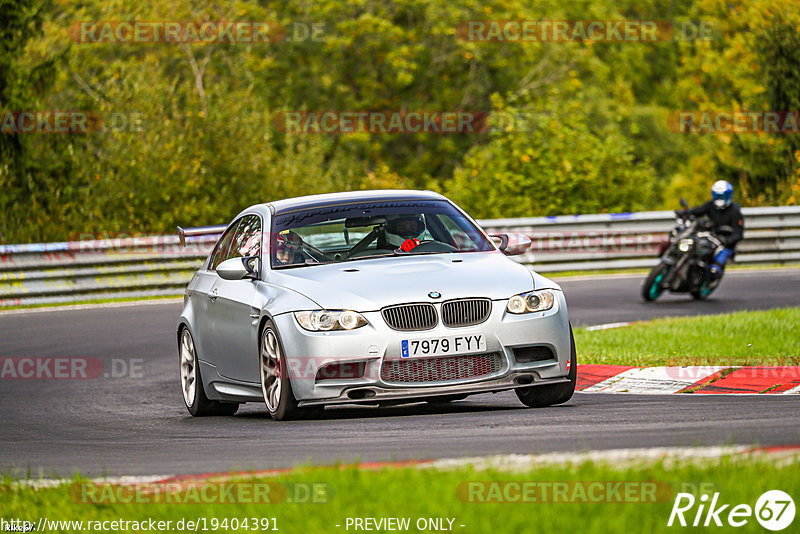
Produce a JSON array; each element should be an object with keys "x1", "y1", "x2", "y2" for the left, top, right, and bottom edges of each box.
[
  {"x1": 678, "y1": 238, "x2": 694, "y2": 252},
  {"x1": 506, "y1": 290, "x2": 556, "y2": 314},
  {"x1": 294, "y1": 310, "x2": 368, "y2": 331}
]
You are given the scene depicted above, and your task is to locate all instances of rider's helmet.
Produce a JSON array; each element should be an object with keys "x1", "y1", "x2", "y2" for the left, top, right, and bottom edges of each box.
[
  {"x1": 711, "y1": 180, "x2": 733, "y2": 210},
  {"x1": 386, "y1": 215, "x2": 425, "y2": 239}
]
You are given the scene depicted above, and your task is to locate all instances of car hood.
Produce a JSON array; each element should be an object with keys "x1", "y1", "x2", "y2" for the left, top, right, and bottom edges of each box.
[{"x1": 269, "y1": 252, "x2": 537, "y2": 311}]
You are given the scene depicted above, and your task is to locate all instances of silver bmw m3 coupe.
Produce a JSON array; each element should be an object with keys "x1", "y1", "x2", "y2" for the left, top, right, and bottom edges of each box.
[{"x1": 177, "y1": 190, "x2": 576, "y2": 420}]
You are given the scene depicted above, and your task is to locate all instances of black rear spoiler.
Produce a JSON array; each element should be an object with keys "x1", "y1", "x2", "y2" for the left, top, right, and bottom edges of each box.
[{"x1": 177, "y1": 225, "x2": 227, "y2": 247}]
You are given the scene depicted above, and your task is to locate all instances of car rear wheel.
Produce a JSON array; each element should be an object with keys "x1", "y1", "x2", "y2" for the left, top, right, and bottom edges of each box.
[
  {"x1": 260, "y1": 321, "x2": 300, "y2": 421},
  {"x1": 179, "y1": 327, "x2": 239, "y2": 417},
  {"x1": 515, "y1": 326, "x2": 577, "y2": 408}
]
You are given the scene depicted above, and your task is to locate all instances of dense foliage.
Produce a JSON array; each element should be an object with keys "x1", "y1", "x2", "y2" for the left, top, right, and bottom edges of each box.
[{"x1": 1, "y1": 0, "x2": 799, "y2": 242}]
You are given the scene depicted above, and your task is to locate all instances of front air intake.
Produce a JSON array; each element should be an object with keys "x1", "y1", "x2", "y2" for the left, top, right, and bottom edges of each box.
[
  {"x1": 381, "y1": 353, "x2": 503, "y2": 384},
  {"x1": 441, "y1": 298, "x2": 491, "y2": 327},
  {"x1": 513, "y1": 345, "x2": 555, "y2": 363},
  {"x1": 381, "y1": 303, "x2": 438, "y2": 331}
]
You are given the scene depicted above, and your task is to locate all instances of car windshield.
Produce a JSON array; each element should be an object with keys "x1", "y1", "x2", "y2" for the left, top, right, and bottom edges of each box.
[{"x1": 270, "y1": 199, "x2": 494, "y2": 268}]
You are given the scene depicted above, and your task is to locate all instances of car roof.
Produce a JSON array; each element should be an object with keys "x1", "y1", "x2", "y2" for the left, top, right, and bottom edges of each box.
[{"x1": 264, "y1": 189, "x2": 447, "y2": 214}]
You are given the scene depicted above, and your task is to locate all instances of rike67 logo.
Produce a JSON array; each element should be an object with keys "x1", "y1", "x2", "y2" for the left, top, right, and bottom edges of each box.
[{"x1": 668, "y1": 490, "x2": 795, "y2": 530}]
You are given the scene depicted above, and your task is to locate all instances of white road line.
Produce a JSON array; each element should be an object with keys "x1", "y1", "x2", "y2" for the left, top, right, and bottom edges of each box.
[
  {"x1": 15, "y1": 474, "x2": 170, "y2": 489},
  {"x1": 426, "y1": 445, "x2": 800, "y2": 471},
  {"x1": 584, "y1": 321, "x2": 632, "y2": 331}
]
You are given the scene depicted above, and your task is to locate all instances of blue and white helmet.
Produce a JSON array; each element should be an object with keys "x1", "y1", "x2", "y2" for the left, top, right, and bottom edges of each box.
[{"x1": 711, "y1": 180, "x2": 733, "y2": 210}]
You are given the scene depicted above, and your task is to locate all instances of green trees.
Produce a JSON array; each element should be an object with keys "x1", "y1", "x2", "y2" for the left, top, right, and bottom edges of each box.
[
  {"x1": 669, "y1": 0, "x2": 800, "y2": 207},
  {"x1": 445, "y1": 98, "x2": 657, "y2": 218}
]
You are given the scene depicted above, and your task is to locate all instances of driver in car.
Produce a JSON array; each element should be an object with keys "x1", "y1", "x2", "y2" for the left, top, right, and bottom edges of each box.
[
  {"x1": 385, "y1": 215, "x2": 426, "y2": 252},
  {"x1": 275, "y1": 231, "x2": 303, "y2": 265},
  {"x1": 677, "y1": 180, "x2": 744, "y2": 279}
]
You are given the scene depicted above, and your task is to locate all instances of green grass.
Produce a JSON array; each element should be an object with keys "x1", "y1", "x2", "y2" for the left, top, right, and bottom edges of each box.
[
  {"x1": 2, "y1": 455, "x2": 798, "y2": 534},
  {"x1": 575, "y1": 307, "x2": 800, "y2": 366}
]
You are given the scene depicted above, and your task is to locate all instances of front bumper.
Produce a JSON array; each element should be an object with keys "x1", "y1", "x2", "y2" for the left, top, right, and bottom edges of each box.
[
  {"x1": 296, "y1": 373, "x2": 571, "y2": 407},
  {"x1": 272, "y1": 290, "x2": 572, "y2": 405}
]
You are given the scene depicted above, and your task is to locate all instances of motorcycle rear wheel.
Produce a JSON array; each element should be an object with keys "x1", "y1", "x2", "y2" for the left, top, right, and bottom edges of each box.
[{"x1": 691, "y1": 276, "x2": 721, "y2": 300}]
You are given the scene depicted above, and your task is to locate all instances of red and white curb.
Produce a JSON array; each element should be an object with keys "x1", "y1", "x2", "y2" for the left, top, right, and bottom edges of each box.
[{"x1": 577, "y1": 365, "x2": 800, "y2": 394}]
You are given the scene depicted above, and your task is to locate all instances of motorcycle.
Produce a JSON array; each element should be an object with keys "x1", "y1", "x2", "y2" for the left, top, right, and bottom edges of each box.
[{"x1": 642, "y1": 199, "x2": 733, "y2": 302}]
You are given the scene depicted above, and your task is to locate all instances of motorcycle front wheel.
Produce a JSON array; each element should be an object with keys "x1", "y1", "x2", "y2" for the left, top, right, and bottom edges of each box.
[{"x1": 642, "y1": 263, "x2": 670, "y2": 302}]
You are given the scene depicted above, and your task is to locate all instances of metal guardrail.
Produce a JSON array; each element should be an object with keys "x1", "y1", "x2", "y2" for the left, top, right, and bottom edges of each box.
[
  {"x1": 1, "y1": 206, "x2": 799, "y2": 307},
  {"x1": 478, "y1": 206, "x2": 800, "y2": 272}
]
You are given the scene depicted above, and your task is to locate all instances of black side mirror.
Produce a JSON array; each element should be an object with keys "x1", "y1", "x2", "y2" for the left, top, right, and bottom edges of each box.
[
  {"x1": 679, "y1": 198, "x2": 689, "y2": 210},
  {"x1": 243, "y1": 256, "x2": 260, "y2": 280}
]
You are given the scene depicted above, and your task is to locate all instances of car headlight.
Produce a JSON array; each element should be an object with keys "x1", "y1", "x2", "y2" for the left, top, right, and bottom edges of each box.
[
  {"x1": 506, "y1": 290, "x2": 556, "y2": 314},
  {"x1": 678, "y1": 238, "x2": 694, "y2": 252},
  {"x1": 294, "y1": 310, "x2": 368, "y2": 331}
]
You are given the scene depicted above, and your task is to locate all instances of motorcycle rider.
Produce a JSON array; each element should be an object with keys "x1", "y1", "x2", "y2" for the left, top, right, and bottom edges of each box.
[{"x1": 677, "y1": 180, "x2": 744, "y2": 279}]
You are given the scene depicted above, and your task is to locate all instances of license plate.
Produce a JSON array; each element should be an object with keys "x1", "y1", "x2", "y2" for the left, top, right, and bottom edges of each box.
[{"x1": 401, "y1": 334, "x2": 486, "y2": 358}]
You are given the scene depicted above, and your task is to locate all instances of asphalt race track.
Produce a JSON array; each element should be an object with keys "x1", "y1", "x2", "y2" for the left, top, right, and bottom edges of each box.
[{"x1": 1, "y1": 269, "x2": 799, "y2": 477}]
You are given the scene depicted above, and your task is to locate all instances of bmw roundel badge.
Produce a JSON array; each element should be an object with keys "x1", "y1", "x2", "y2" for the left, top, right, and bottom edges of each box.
[{"x1": 428, "y1": 291, "x2": 441, "y2": 299}]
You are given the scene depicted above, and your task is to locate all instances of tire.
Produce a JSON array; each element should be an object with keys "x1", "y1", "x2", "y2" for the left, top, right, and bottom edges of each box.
[
  {"x1": 642, "y1": 263, "x2": 670, "y2": 302},
  {"x1": 515, "y1": 326, "x2": 577, "y2": 408},
  {"x1": 691, "y1": 276, "x2": 721, "y2": 300},
  {"x1": 259, "y1": 320, "x2": 301, "y2": 421},
  {"x1": 179, "y1": 327, "x2": 239, "y2": 417}
]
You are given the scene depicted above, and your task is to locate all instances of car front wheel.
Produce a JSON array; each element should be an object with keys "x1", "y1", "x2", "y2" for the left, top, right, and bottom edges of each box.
[
  {"x1": 260, "y1": 321, "x2": 301, "y2": 421},
  {"x1": 515, "y1": 326, "x2": 577, "y2": 408}
]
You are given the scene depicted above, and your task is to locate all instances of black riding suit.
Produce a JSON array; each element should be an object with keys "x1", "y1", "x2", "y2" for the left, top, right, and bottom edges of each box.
[{"x1": 684, "y1": 201, "x2": 744, "y2": 269}]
